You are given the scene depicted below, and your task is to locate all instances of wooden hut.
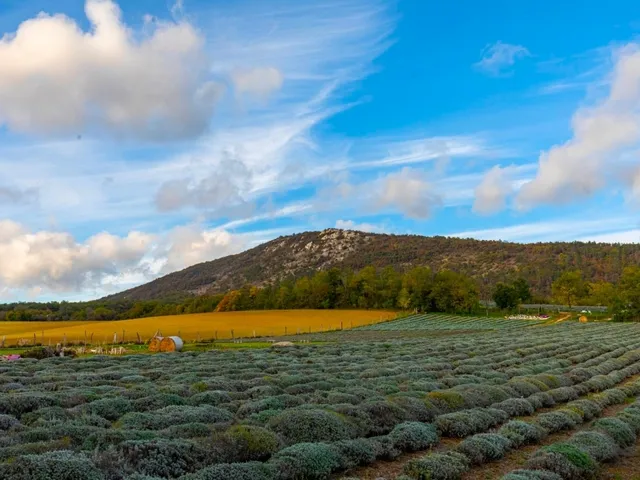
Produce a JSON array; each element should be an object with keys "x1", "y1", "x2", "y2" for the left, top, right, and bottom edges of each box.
[
  {"x1": 159, "y1": 336, "x2": 184, "y2": 352},
  {"x1": 148, "y1": 336, "x2": 164, "y2": 352}
]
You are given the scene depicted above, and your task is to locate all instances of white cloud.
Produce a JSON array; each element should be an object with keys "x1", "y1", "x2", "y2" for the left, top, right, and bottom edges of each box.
[
  {"x1": 321, "y1": 167, "x2": 442, "y2": 219},
  {"x1": 0, "y1": 219, "x2": 261, "y2": 296},
  {"x1": 0, "y1": 220, "x2": 154, "y2": 291},
  {"x1": 155, "y1": 154, "x2": 254, "y2": 213},
  {"x1": 579, "y1": 229, "x2": 640, "y2": 243},
  {"x1": 517, "y1": 43, "x2": 640, "y2": 209},
  {"x1": 335, "y1": 219, "x2": 383, "y2": 233},
  {"x1": 474, "y1": 41, "x2": 530, "y2": 75},
  {"x1": 160, "y1": 224, "x2": 245, "y2": 274},
  {"x1": 375, "y1": 167, "x2": 441, "y2": 218},
  {"x1": 0, "y1": 0, "x2": 220, "y2": 140},
  {"x1": 473, "y1": 165, "x2": 515, "y2": 214},
  {"x1": 232, "y1": 67, "x2": 284, "y2": 97},
  {"x1": 450, "y1": 216, "x2": 637, "y2": 243}
]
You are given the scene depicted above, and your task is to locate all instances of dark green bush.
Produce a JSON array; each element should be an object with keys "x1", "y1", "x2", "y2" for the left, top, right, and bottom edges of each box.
[
  {"x1": 211, "y1": 425, "x2": 280, "y2": 462},
  {"x1": 404, "y1": 451, "x2": 470, "y2": 479},
  {"x1": 0, "y1": 450, "x2": 104, "y2": 480},
  {"x1": 389, "y1": 422, "x2": 439, "y2": 452},
  {"x1": 119, "y1": 438, "x2": 206, "y2": 478},
  {"x1": 269, "y1": 442, "x2": 341, "y2": 480},
  {"x1": 268, "y1": 408, "x2": 351, "y2": 445},
  {"x1": 181, "y1": 462, "x2": 276, "y2": 480}
]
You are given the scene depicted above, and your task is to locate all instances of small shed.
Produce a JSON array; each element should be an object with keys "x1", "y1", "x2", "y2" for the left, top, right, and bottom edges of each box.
[
  {"x1": 148, "y1": 336, "x2": 164, "y2": 352},
  {"x1": 159, "y1": 336, "x2": 184, "y2": 352}
]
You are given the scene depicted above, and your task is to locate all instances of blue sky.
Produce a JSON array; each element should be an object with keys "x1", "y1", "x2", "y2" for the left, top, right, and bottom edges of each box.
[{"x1": 0, "y1": 0, "x2": 639, "y2": 301}]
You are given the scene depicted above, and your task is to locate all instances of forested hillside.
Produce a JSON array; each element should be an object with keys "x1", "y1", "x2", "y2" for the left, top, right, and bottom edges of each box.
[{"x1": 106, "y1": 228, "x2": 640, "y2": 301}]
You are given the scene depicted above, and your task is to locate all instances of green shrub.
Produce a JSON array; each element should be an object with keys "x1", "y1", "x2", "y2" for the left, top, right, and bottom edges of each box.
[
  {"x1": 403, "y1": 451, "x2": 470, "y2": 479},
  {"x1": 499, "y1": 420, "x2": 546, "y2": 447},
  {"x1": 535, "y1": 411, "x2": 578, "y2": 433},
  {"x1": 84, "y1": 397, "x2": 133, "y2": 421},
  {"x1": 492, "y1": 398, "x2": 534, "y2": 417},
  {"x1": 501, "y1": 469, "x2": 563, "y2": 479},
  {"x1": 188, "y1": 390, "x2": 233, "y2": 406},
  {"x1": 119, "y1": 438, "x2": 206, "y2": 478},
  {"x1": 456, "y1": 433, "x2": 511, "y2": 465},
  {"x1": 359, "y1": 401, "x2": 409, "y2": 435},
  {"x1": 212, "y1": 425, "x2": 280, "y2": 462},
  {"x1": 332, "y1": 439, "x2": 377, "y2": 469},
  {"x1": 568, "y1": 431, "x2": 619, "y2": 462},
  {"x1": 131, "y1": 394, "x2": 185, "y2": 412},
  {"x1": 592, "y1": 417, "x2": 636, "y2": 448},
  {"x1": 269, "y1": 442, "x2": 341, "y2": 480},
  {"x1": 0, "y1": 414, "x2": 20, "y2": 430},
  {"x1": 180, "y1": 462, "x2": 276, "y2": 480},
  {"x1": 527, "y1": 443, "x2": 597, "y2": 480},
  {"x1": 427, "y1": 391, "x2": 465, "y2": 412},
  {"x1": 268, "y1": 409, "x2": 351, "y2": 445},
  {"x1": 0, "y1": 450, "x2": 104, "y2": 480},
  {"x1": 389, "y1": 422, "x2": 439, "y2": 452}
]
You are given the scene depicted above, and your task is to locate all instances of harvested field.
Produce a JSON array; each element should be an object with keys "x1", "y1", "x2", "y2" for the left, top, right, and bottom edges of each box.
[{"x1": 0, "y1": 309, "x2": 395, "y2": 345}]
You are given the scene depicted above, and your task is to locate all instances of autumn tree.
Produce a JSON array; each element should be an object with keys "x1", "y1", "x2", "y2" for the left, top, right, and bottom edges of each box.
[
  {"x1": 552, "y1": 271, "x2": 589, "y2": 307},
  {"x1": 430, "y1": 270, "x2": 479, "y2": 313}
]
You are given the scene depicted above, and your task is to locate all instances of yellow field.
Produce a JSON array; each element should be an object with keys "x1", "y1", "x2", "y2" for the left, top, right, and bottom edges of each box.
[{"x1": 0, "y1": 310, "x2": 395, "y2": 346}]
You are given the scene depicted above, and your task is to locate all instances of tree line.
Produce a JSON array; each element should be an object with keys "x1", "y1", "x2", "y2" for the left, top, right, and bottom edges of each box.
[
  {"x1": 492, "y1": 266, "x2": 640, "y2": 321},
  {"x1": 0, "y1": 266, "x2": 480, "y2": 321},
  {"x1": 2, "y1": 265, "x2": 640, "y2": 322}
]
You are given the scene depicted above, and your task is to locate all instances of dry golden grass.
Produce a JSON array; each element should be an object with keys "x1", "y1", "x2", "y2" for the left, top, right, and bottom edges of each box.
[{"x1": 0, "y1": 309, "x2": 395, "y2": 345}]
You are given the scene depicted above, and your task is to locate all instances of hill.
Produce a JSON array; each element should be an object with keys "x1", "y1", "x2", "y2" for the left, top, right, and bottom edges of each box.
[{"x1": 105, "y1": 229, "x2": 640, "y2": 301}]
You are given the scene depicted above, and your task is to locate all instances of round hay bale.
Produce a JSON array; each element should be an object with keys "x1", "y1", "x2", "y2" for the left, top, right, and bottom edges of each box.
[
  {"x1": 271, "y1": 341, "x2": 295, "y2": 348},
  {"x1": 159, "y1": 336, "x2": 184, "y2": 352},
  {"x1": 148, "y1": 336, "x2": 164, "y2": 352}
]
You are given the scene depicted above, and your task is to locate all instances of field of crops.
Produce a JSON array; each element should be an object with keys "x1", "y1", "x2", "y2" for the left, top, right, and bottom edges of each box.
[
  {"x1": 1, "y1": 318, "x2": 640, "y2": 479},
  {"x1": 0, "y1": 309, "x2": 395, "y2": 346},
  {"x1": 359, "y1": 312, "x2": 547, "y2": 331}
]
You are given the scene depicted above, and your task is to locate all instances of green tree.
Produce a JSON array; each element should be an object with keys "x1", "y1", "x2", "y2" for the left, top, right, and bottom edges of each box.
[
  {"x1": 616, "y1": 266, "x2": 640, "y2": 320},
  {"x1": 492, "y1": 283, "x2": 519, "y2": 310},
  {"x1": 430, "y1": 270, "x2": 479, "y2": 313},
  {"x1": 402, "y1": 266, "x2": 433, "y2": 312},
  {"x1": 585, "y1": 281, "x2": 616, "y2": 307},
  {"x1": 552, "y1": 271, "x2": 589, "y2": 307},
  {"x1": 512, "y1": 278, "x2": 532, "y2": 303}
]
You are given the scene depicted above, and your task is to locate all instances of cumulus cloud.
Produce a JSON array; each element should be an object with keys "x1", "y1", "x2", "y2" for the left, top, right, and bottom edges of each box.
[
  {"x1": 475, "y1": 41, "x2": 530, "y2": 75},
  {"x1": 473, "y1": 165, "x2": 515, "y2": 214},
  {"x1": 0, "y1": 0, "x2": 221, "y2": 140},
  {"x1": 374, "y1": 167, "x2": 442, "y2": 219},
  {"x1": 0, "y1": 220, "x2": 154, "y2": 291},
  {"x1": 0, "y1": 185, "x2": 38, "y2": 205},
  {"x1": 232, "y1": 67, "x2": 284, "y2": 97},
  {"x1": 0, "y1": 219, "x2": 253, "y2": 294},
  {"x1": 517, "y1": 44, "x2": 640, "y2": 209},
  {"x1": 317, "y1": 167, "x2": 442, "y2": 219},
  {"x1": 335, "y1": 219, "x2": 383, "y2": 233},
  {"x1": 155, "y1": 154, "x2": 254, "y2": 214},
  {"x1": 160, "y1": 224, "x2": 246, "y2": 274}
]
